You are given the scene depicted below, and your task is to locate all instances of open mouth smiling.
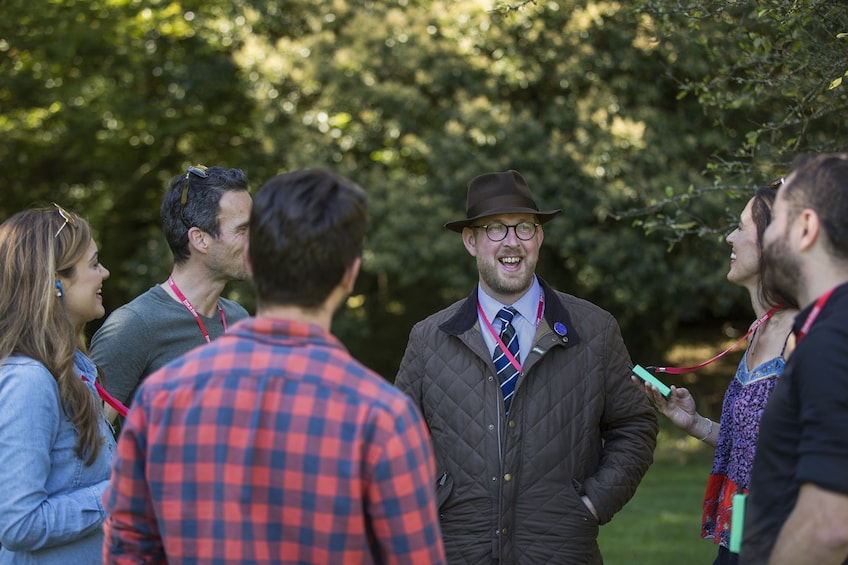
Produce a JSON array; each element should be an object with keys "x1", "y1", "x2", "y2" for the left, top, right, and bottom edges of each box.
[{"x1": 500, "y1": 256, "x2": 522, "y2": 269}]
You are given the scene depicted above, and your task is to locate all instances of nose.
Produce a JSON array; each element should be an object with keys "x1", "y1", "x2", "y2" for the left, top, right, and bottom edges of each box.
[
  {"x1": 725, "y1": 229, "x2": 737, "y2": 245},
  {"x1": 101, "y1": 265, "x2": 111, "y2": 280}
]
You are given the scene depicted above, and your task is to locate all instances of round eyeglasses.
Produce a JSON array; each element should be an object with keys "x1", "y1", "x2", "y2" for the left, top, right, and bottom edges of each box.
[{"x1": 471, "y1": 221, "x2": 540, "y2": 242}]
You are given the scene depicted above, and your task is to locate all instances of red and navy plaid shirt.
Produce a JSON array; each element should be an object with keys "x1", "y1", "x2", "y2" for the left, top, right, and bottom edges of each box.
[{"x1": 103, "y1": 317, "x2": 445, "y2": 564}]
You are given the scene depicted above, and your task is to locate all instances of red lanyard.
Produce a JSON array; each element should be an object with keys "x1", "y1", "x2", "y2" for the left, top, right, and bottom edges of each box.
[
  {"x1": 796, "y1": 288, "x2": 835, "y2": 344},
  {"x1": 168, "y1": 276, "x2": 227, "y2": 344},
  {"x1": 82, "y1": 376, "x2": 129, "y2": 417},
  {"x1": 651, "y1": 306, "x2": 781, "y2": 374},
  {"x1": 478, "y1": 291, "x2": 544, "y2": 373}
]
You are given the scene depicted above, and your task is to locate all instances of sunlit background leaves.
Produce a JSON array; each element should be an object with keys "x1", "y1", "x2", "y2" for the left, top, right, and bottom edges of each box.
[{"x1": 2, "y1": 0, "x2": 846, "y2": 380}]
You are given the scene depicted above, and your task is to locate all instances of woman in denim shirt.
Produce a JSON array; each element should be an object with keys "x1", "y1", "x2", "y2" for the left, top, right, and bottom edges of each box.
[{"x1": 0, "y1": 205, "x2": 116, "y2": 564}]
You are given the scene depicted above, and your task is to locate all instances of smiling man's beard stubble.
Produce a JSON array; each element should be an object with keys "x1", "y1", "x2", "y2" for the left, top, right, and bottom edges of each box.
[
  {"x1": 476, "y1": 246, "x2": 537, "y2": 302},
  {"x1": 762, "y1": 233, "x2": 802, "y2": 307}
]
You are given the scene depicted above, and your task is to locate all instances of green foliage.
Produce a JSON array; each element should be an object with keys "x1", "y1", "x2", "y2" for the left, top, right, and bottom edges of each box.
[
  {"x1": 2, "y1": 0, "x2": 844, "y2": 378},
  {"x1": 638, "y1": 0, "x2": 848, "y2": 183},
  {"x1": 1, "y1": 0, "x2": 260, "y2": 303}
]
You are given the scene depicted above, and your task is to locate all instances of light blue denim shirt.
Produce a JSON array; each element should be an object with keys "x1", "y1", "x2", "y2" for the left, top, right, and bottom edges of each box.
[{"x1": 0, "y1": 351, "x2": 115, "y2": 564}]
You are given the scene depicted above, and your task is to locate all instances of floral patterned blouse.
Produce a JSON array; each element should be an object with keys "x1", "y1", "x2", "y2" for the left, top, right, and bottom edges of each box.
[{"x1": 701, "y1": 343, "x2": 786, "y2": 547}]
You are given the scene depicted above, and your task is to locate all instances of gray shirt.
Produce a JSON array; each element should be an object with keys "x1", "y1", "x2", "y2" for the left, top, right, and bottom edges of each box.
[{"x1": 90, "y1": 285, "x2": 249, "y2": 406}]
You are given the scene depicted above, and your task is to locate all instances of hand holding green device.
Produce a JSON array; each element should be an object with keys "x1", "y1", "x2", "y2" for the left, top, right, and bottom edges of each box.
[{"x1": 631, "y1": 364, "x2": 672, "y2": 398}]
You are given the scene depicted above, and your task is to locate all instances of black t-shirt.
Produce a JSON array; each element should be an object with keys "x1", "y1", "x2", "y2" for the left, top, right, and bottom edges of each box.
[{"x1": 741, "y1": 282, "x2": 848, "y2": 564}]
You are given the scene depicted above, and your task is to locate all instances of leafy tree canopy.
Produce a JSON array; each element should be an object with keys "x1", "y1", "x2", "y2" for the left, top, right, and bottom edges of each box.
[{"x1": 2, "y1": 0, "x2": 846, "y2": 378}]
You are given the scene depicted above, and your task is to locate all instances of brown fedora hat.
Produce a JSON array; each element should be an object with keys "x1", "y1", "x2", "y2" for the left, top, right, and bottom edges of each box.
[{"x1": 445, "y1": 170, "x2": 561, "y2": 232}]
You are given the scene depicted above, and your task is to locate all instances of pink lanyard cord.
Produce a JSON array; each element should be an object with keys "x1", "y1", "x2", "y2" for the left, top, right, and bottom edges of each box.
[
  {"x1": 82, "y1": 376, "x2": 128, "y2": 417},
  {"x1": 649, "y1": 305, "x2": 781, "y2": 375},
  {"x1": 167, "y1": 276, "x2": 227, "y2": 344},
  {"x1": 797, "y1": 288, "x2": 835, "y2": 344},
  {"x1": 478, "y1": 291, "x2": 545, "y2": 373}
]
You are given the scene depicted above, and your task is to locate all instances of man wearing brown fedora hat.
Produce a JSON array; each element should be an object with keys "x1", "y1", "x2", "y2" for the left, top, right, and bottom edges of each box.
[{"x1": 395, "y1": 170, "x2": 658, "y2": 564}]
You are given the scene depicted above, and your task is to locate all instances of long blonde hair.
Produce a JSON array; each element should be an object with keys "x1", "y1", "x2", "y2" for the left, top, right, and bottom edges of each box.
[{"x1": 0, "y1": 206, "x2": 103, "y2": 465}]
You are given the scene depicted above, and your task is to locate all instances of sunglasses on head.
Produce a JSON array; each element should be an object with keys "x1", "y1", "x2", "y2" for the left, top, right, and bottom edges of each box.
[
  {"x1": 179, "y1": 165, "x2": 209, "y2": 228},
  {"x1": 768, "y1": 178, "x2": 785, "y2": 190},
  {"x1": 52, "y1": 203, "x2": 78, "y2": 238}
]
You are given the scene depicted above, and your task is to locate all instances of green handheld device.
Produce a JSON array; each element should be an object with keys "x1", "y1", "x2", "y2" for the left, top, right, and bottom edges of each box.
[
  {"x1": 729, "y1": 493, "x2": 746, "y2": 553},
  {"x1": 631, "y1": 364, "x2": 672, "y2": 398}
]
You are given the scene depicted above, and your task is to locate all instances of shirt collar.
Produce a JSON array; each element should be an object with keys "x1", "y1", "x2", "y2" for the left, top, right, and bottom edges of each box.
[
  {"x1": 477, "y1": 275, "x2": 542, "y2": 325},
  {"x1": 74, "y1": 349, "x2": 96, "y2": 377}
]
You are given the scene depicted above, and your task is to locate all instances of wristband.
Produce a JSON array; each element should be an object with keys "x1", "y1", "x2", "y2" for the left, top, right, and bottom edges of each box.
[{"x1": 697, "y1": 418, "x2": 713, "y2": 442}]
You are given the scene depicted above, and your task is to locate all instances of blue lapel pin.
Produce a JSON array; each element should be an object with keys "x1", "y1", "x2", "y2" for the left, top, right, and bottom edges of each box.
[{"x1": 554, "y1": 322, "x2": 568, "y2": 341}]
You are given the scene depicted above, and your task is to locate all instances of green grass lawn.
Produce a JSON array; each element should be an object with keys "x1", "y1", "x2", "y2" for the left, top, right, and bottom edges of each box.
[{"x1": 598, "y1": 425, "x2": 720, "y2": 564}]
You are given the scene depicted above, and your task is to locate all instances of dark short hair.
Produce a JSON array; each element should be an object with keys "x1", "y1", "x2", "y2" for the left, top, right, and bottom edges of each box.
[
  {"x1": 249, "y1": 169, "x2": 368, "y2": 309},
  {"x1": 782, "y1": 152, "x2": 848, "y2": 261},
  {"x1": 751, "y1": 180, "x2": 798, "y2": 310},
  {"x1": 161, "y1": 166, "x2": 249, "y2": 264}
]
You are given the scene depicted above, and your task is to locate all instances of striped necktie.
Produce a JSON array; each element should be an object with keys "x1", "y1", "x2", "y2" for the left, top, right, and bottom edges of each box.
[{"x1": 493, "y1": 307, "x2": 520, "y2": 413}]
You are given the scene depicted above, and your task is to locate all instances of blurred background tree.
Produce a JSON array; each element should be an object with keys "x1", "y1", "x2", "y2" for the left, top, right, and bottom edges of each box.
[{"x1": 2, "y1": 0, "x2": 846, "y2": 409}]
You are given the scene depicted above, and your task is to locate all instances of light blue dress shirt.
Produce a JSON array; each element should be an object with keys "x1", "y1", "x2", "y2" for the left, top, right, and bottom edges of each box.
[
  {"x1": 477, "y1": 276, "x2": 545, "y2": 362},
  {"x1": 0, "y1": 351, "x2": 115, "y2": 564}
]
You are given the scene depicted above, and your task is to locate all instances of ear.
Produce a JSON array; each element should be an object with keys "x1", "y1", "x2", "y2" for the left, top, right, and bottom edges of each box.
[
  {"x1": 796, "y1": 209, "x2": 821, "y2": 253},
  {"x1": 462, "y1": 228, "x2": 478, "y2": 257},
  {"x1": 187, "y1": 226, "x2": 209, "y2": 255},
  {"x1": 341, "y1": 257, "x2": 362, "y2": 294}
]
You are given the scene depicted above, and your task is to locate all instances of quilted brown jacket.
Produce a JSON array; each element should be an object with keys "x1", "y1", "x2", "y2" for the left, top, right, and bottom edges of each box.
[{"x1": 395, "y1": 279, "x2": 658, "y2": 564}]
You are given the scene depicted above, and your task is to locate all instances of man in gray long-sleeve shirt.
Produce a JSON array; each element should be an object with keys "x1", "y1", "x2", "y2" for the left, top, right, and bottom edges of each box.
[{"x1": 91, "y1": 165, "x2": 251, "y2": 426}]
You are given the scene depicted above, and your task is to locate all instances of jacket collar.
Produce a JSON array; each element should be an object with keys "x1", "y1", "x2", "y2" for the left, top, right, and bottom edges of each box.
[{"x1": 439, "y1": 277, "x2": 580, "y2": 346}]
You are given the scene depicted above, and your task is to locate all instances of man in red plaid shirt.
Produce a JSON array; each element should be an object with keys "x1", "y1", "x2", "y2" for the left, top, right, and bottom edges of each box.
[{"x1": 103, "y1": 169, "x2": 446, "y2": 564}]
